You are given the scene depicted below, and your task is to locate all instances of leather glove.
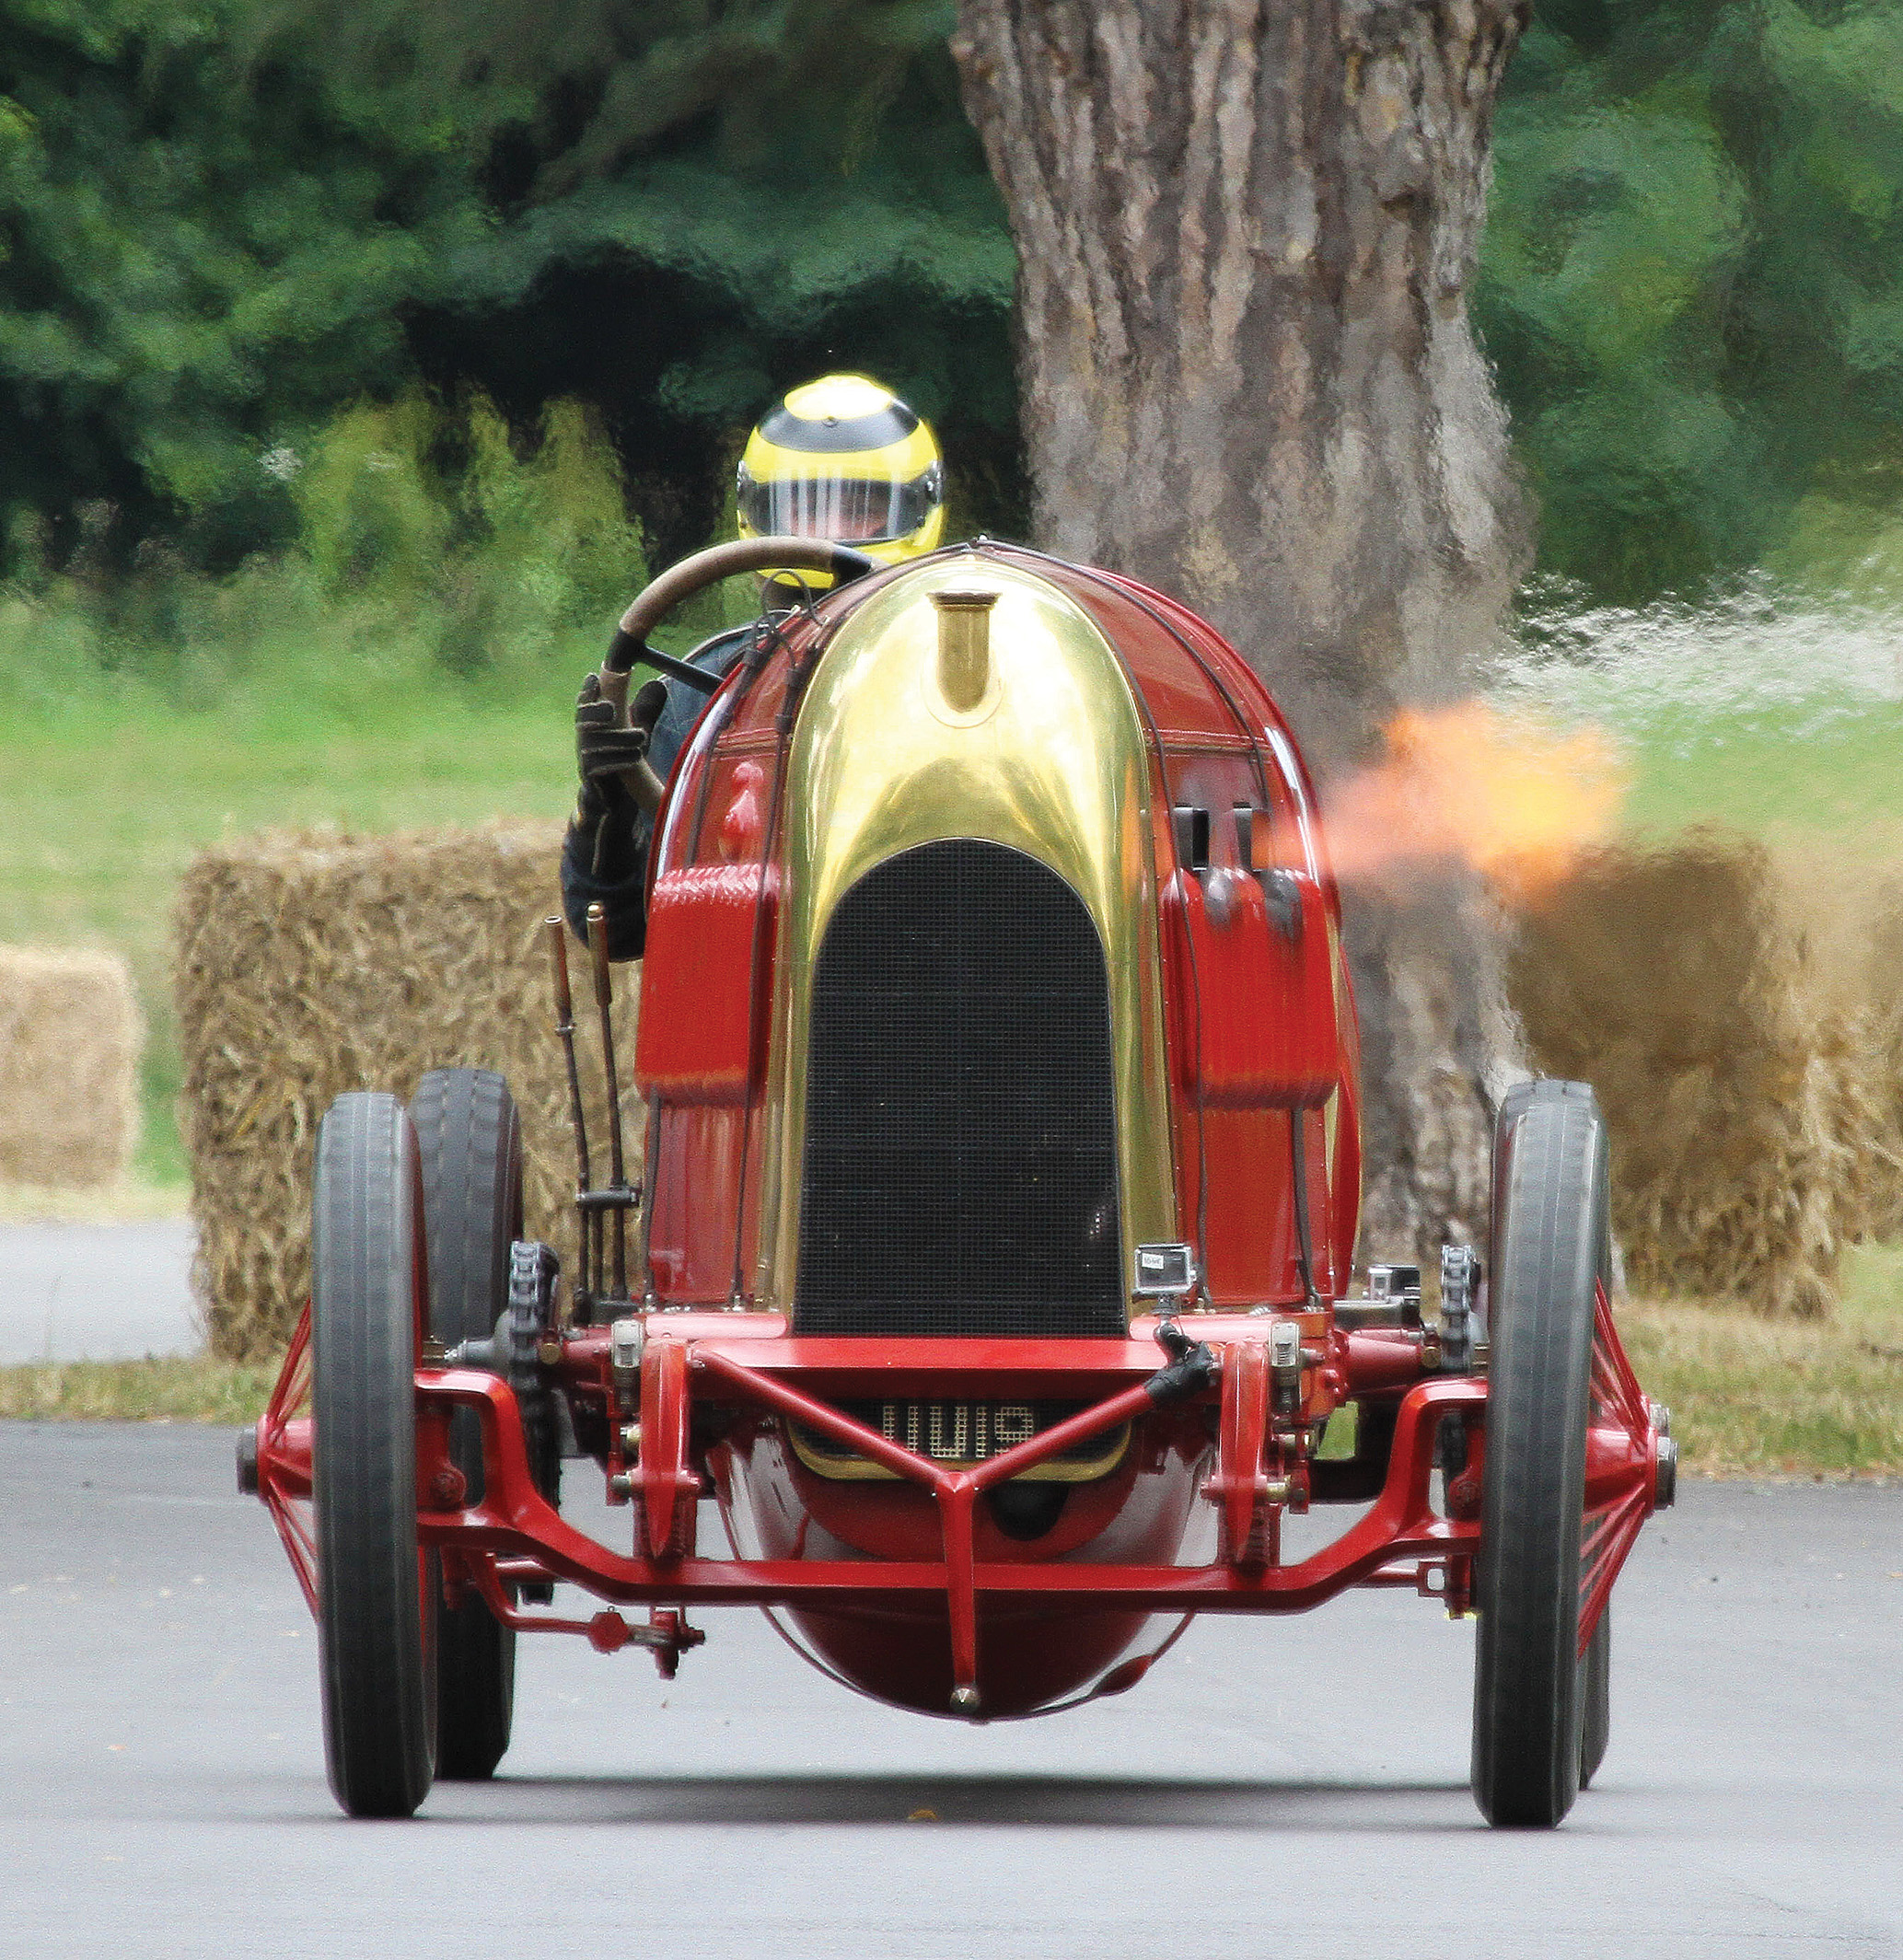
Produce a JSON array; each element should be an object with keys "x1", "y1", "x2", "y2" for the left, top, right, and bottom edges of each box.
[{"x1": 574, "y1": 674, "x2": 667, "y2": 818}]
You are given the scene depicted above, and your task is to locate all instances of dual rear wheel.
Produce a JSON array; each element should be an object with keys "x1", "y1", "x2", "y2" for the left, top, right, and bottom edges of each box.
[
  {"x1": 412, "y1": 1068, "x2": 523, "y2": 1781},
  {"x1": 312, "y1": 1070, "x2": 525, "y2": 1818}
]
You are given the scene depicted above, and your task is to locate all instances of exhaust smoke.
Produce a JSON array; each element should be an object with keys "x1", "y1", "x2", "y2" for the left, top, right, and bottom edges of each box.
[{"x1": 1323, "y1": 701, "x2": 1628, "y2": 907}]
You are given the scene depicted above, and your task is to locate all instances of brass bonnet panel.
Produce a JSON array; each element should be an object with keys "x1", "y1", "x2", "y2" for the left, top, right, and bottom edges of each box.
[{"x1": 757, "y1": 553, "x2": 1177, "y2": 1315}]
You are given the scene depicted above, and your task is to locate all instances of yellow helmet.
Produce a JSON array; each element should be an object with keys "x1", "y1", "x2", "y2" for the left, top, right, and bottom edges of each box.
[{"x1": 736, "y1": 375, "x2": 946, "y2": 582}]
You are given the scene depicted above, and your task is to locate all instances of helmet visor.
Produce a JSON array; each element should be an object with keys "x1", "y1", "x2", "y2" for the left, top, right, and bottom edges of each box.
[{"x1": 737, "y1": 461, "x2": 942, "y2": 546}]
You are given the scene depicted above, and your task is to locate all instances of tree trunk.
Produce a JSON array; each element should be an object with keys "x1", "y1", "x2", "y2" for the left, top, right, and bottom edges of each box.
[{"x1": 951, "y1": 0, "x2": 1531, "y2": 1261}]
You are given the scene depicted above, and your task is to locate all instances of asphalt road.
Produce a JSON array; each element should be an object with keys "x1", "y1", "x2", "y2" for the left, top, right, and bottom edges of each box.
[
  {"x1": 0, "y1": 1222, "x2": 199, "y2": 1363},
  {"x1": 3, "y1": 1422, "x2": 1898, "y2": 1960}
]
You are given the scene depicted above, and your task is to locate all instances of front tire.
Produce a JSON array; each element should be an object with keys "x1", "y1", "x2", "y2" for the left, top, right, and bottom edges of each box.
[
  {"x1": 1471, "y1": 1079, "x2": 1608, "y2": 1828},
  {"x1": 412, "y1": 1067, "x2": 522, "y2": 1781},
  {"x1": 313, "y1": 1092, "x2": 437, "y2": 1818}
]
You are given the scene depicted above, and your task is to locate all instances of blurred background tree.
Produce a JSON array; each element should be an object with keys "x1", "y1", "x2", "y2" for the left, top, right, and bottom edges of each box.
[
  {"x1": 0, "y1": 0, "x2": 1020, "y2": 580},
  {"x1": 3, "y1": 0, "x2": 1900, "y2": 605},
  {"x1": 1479, "y1": 0, "x2": 1903, "y2": 604},
  {"x1": 0, "y1": 0, "x2": 473, "y2": 570}
]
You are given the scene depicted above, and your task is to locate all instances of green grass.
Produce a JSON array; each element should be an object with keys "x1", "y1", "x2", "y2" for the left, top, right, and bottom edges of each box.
[
  {"x1": 0, "y1": 686, "x2": 577, "y2": 1188},
  {"x1": 1621, "y1": 1242, "x2": 1903, "y2": 1479},
  {"x1": 0, "y1": 550, "x2": 769, "y2": 1189},
  {"x1": 1509, "y1": 584, "x2": 1903, "y2": 871},
  {"x1": 1620, "y1": 706, "x2": 1903, "y2": 859}
]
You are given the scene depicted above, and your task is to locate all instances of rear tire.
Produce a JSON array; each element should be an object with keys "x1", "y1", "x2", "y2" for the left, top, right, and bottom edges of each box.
[
  {"x1": 313, "y1": 1092, "x2": 437, "y2": 1819},
  {"x1": 412, "y1": 1067, "x2": 523, "y2": 1781},
  {"x1": 1471, "y1": 1079, "x2": 1608, "y2": 1828},
  {"x1": 1578, "y1": 1608, "x2": 1611, "y2": 1789}
]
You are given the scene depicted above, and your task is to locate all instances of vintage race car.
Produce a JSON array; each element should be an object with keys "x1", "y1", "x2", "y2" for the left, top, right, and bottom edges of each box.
[{"x1": 241, "y1": 535, "x2": 1673, "y2": 1827}]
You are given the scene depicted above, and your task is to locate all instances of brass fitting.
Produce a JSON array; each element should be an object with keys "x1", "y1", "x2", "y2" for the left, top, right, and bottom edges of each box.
[{"x1": 932, "y1": 587, "x2": 998, "y2": 713}]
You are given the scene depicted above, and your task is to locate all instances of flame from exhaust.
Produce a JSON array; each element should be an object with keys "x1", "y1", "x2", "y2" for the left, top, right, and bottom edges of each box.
[{"x1": 1323, "y1": 702, "x2": 1627, "y2": 907}]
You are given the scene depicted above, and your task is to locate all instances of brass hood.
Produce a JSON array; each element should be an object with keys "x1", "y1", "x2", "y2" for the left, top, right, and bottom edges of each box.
[{"x1": 754, "y1": 551, "x2": 1178, "y2": 1316}]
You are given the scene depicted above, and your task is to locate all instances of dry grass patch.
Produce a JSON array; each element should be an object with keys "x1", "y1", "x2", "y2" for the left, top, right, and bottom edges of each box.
[
  {"x1": 1621, "y1": 1243, "x2": 1903, "y2": 1479},
  {"x1": 0, "y1": 1353, "x2": 277, "y2": 1424},
  {"x1": 0, "y1": 1180, "x2": 191, "y2": 1224}
]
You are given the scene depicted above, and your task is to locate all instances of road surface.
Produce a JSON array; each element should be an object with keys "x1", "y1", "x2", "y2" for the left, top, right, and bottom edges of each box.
[
  {"x1": 0, "y1": 1222, "x2": 198, "y2": 1363},
  {"x1": 2, "y1": 1421, "x2": 1897, "y2": 1958}
]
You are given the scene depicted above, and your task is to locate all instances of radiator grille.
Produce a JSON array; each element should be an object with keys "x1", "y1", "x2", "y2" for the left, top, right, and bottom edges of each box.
[{"x1": 794, "y1": 839, "x2": 1126, "y2": 1338}]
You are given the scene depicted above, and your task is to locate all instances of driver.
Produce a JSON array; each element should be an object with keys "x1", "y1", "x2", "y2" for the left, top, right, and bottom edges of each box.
[{"x1": 562, "y1": 373, "x2": 946, "y2": 958}]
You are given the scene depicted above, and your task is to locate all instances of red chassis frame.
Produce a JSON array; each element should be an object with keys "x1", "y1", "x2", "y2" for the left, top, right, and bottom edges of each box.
[{"x1": 254, "y1": 1292, "x2": 1665, "y2": 1709}]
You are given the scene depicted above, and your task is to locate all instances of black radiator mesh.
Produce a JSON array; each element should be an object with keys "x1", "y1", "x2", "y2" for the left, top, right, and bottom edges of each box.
[{"x1": 794, "y1": 839, "x2": 1126, "y2": 1338}]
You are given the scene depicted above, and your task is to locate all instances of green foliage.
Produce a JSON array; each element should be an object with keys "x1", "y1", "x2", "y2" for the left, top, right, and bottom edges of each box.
[
  {"x1": 1, "y1": 388, "x2": 644, "y2": 709},
  {"x1": 0, "y1": 0, "x2": 474, "y2": 562},
  {"x1": 241, "y1": 0, "x2": 1019, "y2": 541},
  {"x1": 421, "y1": 0, "x2": 1018, "y2": 552},
  {"x1": 465, "y1": 397, "x2": 653, "y2": 626},
  {"x1": 283, "y1": 388, "x2": 646, "y2": 670},
  {"x1": 6, "y1": 0, "x2": 1903, "y2": 605},
  {"x1": 1480, "y1": 0, "x2": 1903, "y2": 601},
  {"x1": 292, "y1": 396, "x2": 450, "y2": 596},
  {"x1": 0, "y1": 0, "x2": 1020, "y2": 573}
]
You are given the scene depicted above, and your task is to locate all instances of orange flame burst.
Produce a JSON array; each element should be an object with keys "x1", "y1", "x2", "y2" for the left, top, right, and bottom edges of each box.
[{"x1": 1323, "y1": 702, "x2": 1627, "y2": 907}]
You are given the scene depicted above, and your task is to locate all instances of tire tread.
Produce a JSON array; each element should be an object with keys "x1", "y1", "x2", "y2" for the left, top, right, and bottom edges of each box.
[
  {"x1": 314, "y1": 1091, "x2": 435, "y2": 1819},
  {"x1": 410, "y1": 1067, "x2": 522, "y2": 1782},
  {"x1": 1472, "y1": 1079, "x2": 1606, "y2": 1828}
]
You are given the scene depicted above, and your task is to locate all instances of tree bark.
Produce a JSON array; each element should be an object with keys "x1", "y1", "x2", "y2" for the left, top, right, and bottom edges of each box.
[{"x1": 951, "y1": 0, "x2": 1531, "y2": 1261}]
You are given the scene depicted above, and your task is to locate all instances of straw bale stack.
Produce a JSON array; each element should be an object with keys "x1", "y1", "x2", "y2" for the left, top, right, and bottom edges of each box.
[
  {"x1": 0, "y1": 946, "x2": 143, "y2": 1189},
  {"x1": 1863, "y1": 885, "x2": 1903, "y2": 1241},
  {"x1": 1507, "y1": 830, "x2": 1892, "y2": 1316},
  {"x1": 176, "y1": 823, "x2": 638, "y2": 1361}
]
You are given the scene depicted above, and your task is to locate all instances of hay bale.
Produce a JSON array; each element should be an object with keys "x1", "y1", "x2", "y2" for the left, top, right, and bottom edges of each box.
[
  {"x1": 1762, "y1": 851, "x2": 1903, "y2": 1245},
  {"x1": 0, "y1": 946, "x2": 142, "y2": 1189},
  {"x1": 1507, "y1": 830, "x2": 1892, "y2": 1316},
  {"x1": 175, "y1": 822, "x2": 639, "y2": 1362},
  {"x1": 1863, "y1": 883, "x2": 1903, "y2": 1241}
]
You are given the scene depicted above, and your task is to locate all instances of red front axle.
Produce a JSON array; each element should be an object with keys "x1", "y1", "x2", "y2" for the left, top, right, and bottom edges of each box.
[{"x1": 252, "y1": 1310, "x2": 1662, "y2": 1709}]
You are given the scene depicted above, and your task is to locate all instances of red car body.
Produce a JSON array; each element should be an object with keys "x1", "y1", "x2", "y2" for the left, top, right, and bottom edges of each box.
[{"x1": 249, "y1": 539, "x2": 1667, "y2": 1815}]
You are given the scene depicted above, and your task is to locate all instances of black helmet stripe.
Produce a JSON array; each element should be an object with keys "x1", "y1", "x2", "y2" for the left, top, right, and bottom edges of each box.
[{"x1": 755, "y1": 398, "x2": 921, "y2": 456}]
